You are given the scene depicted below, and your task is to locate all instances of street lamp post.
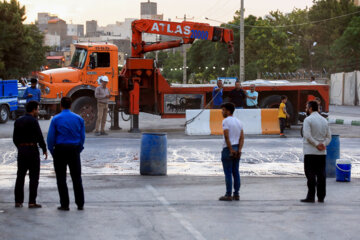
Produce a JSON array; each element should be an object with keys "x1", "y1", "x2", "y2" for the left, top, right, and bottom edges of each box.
[{"x1": 240, "y1": 0, "x2": 245, "y2": 82}]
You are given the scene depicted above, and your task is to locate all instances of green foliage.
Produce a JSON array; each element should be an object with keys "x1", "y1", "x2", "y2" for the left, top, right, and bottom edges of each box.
[{"x1": 0, "y1": 0, "x2": 47, "y2": 79}]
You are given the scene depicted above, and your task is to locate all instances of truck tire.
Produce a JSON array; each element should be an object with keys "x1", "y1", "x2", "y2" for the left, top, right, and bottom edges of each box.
[
  {"x1": 259, "y1": 95, "x2": 294, "y2": 120},
  {"x1": 10, "y1": 111, "x2": 18, "y2": 120},
  {"x1": 0, "y1": 105, "x2": 10, "y2": 123},
  {"x1": 72, "y1": 96, "x2": 97, "y2": 132}
]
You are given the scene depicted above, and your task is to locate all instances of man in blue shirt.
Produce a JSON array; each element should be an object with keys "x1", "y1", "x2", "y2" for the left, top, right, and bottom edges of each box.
[
  {"x1": 212, "y1": 80, "x2": 223, "y2": 109},
  {"x1": 47, "y1": 97, "x2": 85, "y2": 211},
  {"x1": 246, "y1": 84, "x2": 258, "y2": 108},
  {"x1": 23, "y1": 78, "x2": 41, "y2": 103}
]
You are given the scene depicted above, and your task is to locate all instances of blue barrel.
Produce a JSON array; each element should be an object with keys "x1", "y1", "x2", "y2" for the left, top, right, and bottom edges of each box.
[
  {"x1": 140, "y1": 133, "x2": 167, "y2": 176},
  {"x1": 336, "y1": 159, "x2": 351, "y2": 182},
  {"x1": 326, "y1": 135, "x2": 340, "y2": 178}
]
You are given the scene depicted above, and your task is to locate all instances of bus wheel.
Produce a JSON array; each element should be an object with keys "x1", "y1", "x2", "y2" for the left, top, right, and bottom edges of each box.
[{"x1": 72, "y1": 96, "x2": 97, "y2": 132}]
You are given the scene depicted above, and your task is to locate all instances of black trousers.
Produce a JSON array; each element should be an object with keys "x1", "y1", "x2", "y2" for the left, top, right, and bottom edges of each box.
[
  {"x1": 304, "y1": 155, "x2": 326, "y2": 200},
  {"x1": 14, "y1": 146, "x2": 40, "y2": 204},
  {"x1": 53, "y1": 144, "x2": 84, "y2": 208},
  {"x1": 279, "y1": 118, "x2": 286, "y2": 134}
]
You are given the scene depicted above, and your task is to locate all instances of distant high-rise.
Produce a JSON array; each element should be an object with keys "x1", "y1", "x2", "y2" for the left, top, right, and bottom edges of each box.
[
  {"x1": 86, "y1": 20, "x2": 98, "y2": 37},
  {"x1": 141, "y1": 0, "x2": 157, "y2": 16},
  {"x1": 37, "y1": 12, "x2": 58, "y2": 32}
]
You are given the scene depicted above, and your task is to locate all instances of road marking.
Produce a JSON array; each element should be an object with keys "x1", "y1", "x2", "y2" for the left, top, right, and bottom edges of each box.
[{"x1": 146, "y1": 185, "x2": 206, "y2": 240}]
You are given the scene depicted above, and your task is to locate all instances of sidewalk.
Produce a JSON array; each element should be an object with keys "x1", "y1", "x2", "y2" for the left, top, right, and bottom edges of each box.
[{"x1": 0, "y1": 175, "x2": 359, "y2": 240}]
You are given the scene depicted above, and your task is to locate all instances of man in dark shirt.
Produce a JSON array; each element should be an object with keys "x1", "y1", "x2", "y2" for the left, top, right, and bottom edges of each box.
[
  {"x1": 13, "y1": 101, "x2": 47, "y2": 208},
  {"x1": 229, "y1": 81, "x2": 246, "y2": 109},
  {"x1": 47, "y1": 97, "x2": 85, "y2": 211}
]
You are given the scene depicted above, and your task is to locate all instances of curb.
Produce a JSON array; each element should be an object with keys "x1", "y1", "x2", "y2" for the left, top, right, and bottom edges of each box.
[{"x1": 328, "y1": 118, "x2": 360, "y2": 126}]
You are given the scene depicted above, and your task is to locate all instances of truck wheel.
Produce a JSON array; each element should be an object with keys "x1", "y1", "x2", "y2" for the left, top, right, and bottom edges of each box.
[
  {"x1": 260, "y1": 95, "x2": 294, "y2": 121},
  {"x1": 44, "y1": 115, "x2": 51, "y2": 120},
  {"x1": 72, "y1": 96, "x2": 97, "y2": 132},
  {"x1": 0, "y1": 105, "x2": 10, "y2": 123}
]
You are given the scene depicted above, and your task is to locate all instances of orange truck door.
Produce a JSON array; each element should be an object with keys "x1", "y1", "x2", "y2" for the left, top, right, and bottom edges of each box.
[{"x1": 86, "y1": 51, "x2": 114, "y2": 88}]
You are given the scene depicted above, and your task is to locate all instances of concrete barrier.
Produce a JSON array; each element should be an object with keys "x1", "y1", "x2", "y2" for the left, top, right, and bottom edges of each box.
[
  {"x1": 330, "y1": 72, "x2": 344, "y2": 105},
  {"x1": 186, "y1": 109, "x2": 280, "y2": 135},
  {"x1": 344, "y1": 72, "x2": 356, "y2": 106}
]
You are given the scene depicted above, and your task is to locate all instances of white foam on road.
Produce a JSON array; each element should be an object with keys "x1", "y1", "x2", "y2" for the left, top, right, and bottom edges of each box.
[{"x1": 0, "y1": 138, "x2": 359, "y2": 178}]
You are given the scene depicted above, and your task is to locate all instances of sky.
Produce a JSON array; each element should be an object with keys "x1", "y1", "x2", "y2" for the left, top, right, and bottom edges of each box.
[{"x1": 18, "y1": 0, "x2": 314, "y2": 26}]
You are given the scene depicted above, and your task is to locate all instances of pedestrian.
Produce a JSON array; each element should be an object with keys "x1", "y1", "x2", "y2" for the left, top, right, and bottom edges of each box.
[
  {"x1": 13, "y1": 101, "x2": 47, "y2": 208},
  {"x1": 310, "y1": 76, "x2": 317, "y2": 84},
  {"x1": 47, "y1": 97, "x2": 85, "y2": 211},
  {"x1": 246, "y1": 84, "x2": 258, "y2": 108},
  {"x1": 229, "y1": 81, "x2": 246, "y2": 109},
  {"x1": 94, "y1": 76, "x2": 111, "y2": 136},
  {"x1": 212, "y1": 79, "x2": 223, "y2": 109},
  {"x1": 301, "y1": 101, "x2": 331, "y2": 203},
  {"x1": 315, "y1": 97, "x2": 323, "y2": 112},
  {"x1": 219, "y1": 102, "x2": 245, "y2": 201},
  {"x1": 23, "y1": 78, "x2": 41, "y2": 103},
  {"x1": 278, "y1": 96, "x2": 290, "y2": 137}
]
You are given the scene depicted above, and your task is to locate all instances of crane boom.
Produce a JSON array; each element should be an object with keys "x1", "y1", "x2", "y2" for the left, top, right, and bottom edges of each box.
[{"x1": 131, "y1": 19, "x2": 234, "y2": 57}]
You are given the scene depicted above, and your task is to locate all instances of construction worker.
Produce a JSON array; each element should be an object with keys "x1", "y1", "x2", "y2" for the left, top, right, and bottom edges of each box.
[
  {"x1": 94, "y1": 76, "x2": 110, "y2": 136},
  {"x1": 47, "y1": 97, "x2": 85, "y2": 211},
  {"x1": 13, "y1": 101, "x2": 47, "y2": 208},
  {"x1": 23, "y1": 78, "x2": 41, "y2": 103}
]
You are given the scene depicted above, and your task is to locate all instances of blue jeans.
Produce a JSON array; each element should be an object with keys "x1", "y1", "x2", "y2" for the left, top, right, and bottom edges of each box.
[
  {"x1": 221, "y1": 145, "x2": 241, "y2": 196},
  {"x1": 236, "y1": 107, "x2": 243, "y2": 109}
]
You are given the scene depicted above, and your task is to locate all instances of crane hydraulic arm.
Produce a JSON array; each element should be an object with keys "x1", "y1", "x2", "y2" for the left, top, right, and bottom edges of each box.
[{"x1": 131, "y1": 19, "x2": 234, "y2": 57}]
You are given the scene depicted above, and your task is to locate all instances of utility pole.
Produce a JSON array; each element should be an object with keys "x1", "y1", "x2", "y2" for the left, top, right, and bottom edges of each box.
[
  {"x1": 176, "y1": 14, "x2": 194, "y2": 84},
  {"x1": 240, "y1": 0, "x2": 245, "y2": 82}
]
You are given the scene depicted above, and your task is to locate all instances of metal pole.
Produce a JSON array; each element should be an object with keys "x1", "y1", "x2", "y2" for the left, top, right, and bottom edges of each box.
[
  {"x1": 183, "y1": 14, "x2": 187, "y2": 84},
  {"x1": 240, "y1": 0, "x2": 245, "y2": 82}
]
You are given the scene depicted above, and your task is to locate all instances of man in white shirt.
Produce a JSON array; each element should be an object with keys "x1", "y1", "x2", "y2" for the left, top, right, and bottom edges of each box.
[
  {"x1": 219, "y1": 103, "x2": 245, "y2": 201},
  {"x1": 246, "y1": 84, "x2": 258, "y2": 108},
  {"x1": 301, "y1": 101, "x2": 332, "y2": 203}
]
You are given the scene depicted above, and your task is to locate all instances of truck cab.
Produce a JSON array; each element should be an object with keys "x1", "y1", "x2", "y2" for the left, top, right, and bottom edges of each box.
[{"x1": 38, "y1": 43, "x2": 119, "y2": 131}]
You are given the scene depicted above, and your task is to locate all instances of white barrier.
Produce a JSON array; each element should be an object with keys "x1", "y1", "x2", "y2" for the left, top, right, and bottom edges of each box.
[
  {"x1": 330, "y1": 72, "x2": 344, "y2": 105},
  {"x1": 185, "y1": 110, "x2": 211, "y2": 135},
  {"x1": 344, "y1": 71, "x2": 356, "y2": 106},
  {"x1": 233, "y1": 109, "x2": 262, "y2": 134}
]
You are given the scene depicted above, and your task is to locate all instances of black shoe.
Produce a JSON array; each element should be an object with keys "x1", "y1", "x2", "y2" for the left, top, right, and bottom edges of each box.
[
  {"x1": 318, "y1": 199, "x2": 324, "y2": 203},
  {"x1": 300, "y1": 198, "x2": 315, "y2": 203},
  {"x1": 29, "y1": 203, "x2": 42, "y2": 208},
  {"x1": 57, "y1": 206, "x2": 70, "y2": 211},
  {"x1": 100, "y1": 132, "x2": 108, "y2": 136},
  {"x1": 233, "y1": 195, "x2": 240, "y2": 201},
  {"x1": 77, "y1": 206, "x2": 84, "y2": 210},
  {"x1": 219, "y1": 195, "x2": 232, "y2": 201},
  {"x1": 15, "y1": 203, "x2": 23, "y2": 208}
]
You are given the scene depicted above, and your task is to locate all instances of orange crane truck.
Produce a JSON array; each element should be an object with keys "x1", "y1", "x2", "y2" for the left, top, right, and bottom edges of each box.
[{"x1": 38, "y1": 19, "x2": 329, "y2": 132}]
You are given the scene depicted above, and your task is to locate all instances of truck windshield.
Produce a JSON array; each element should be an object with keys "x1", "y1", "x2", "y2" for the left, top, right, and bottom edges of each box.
[{"x1": 70, "y1": 48, "x2": 87, "y2": 69}]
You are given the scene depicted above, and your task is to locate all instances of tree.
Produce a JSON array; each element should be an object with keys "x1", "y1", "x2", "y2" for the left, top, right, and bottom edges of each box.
[
  {"x1": 0, "y1": 0, "x2": 47, "y2": 79},
  {"x1": 331, "y1": 16, "x2": 360, "y2": 72}
]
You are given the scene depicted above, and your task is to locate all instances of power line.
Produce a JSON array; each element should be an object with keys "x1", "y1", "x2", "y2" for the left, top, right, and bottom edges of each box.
[{"x1": 205, "y1": 10, "x2": 360, "y2": 29}]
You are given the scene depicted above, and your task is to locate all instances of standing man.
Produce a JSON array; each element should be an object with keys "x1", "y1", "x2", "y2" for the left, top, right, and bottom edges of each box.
[
  {"x1": 246, "y1": 84, "x2": 258, "y2": 108},
  {"x1": 95, "y1": 76, "x2": 110, "y2": 136},
  {"x1": 229, "y1": 81, "x2": 246, "y2": 109},
  {"x1": 13, "y1": 101, "x2": 47, "y2": 208},
  {"x1": 219, "y1": 102, "x2": 245, "y2": 201},
  {"x1": 278, "y1": 96, "x2": 290, "y2": 137},
  {"x1": 212, "y1": 79, "x2": 223, "y2": 109},
  {"x1": 301, "y1": 101, "x2": 331, "y2": 203},
  {"x1": 47, "y1": 97, "x2": 85, "y2": 211},
  {"x1": 23, "y1": 78, "x2": 41, "y2": 103}
]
